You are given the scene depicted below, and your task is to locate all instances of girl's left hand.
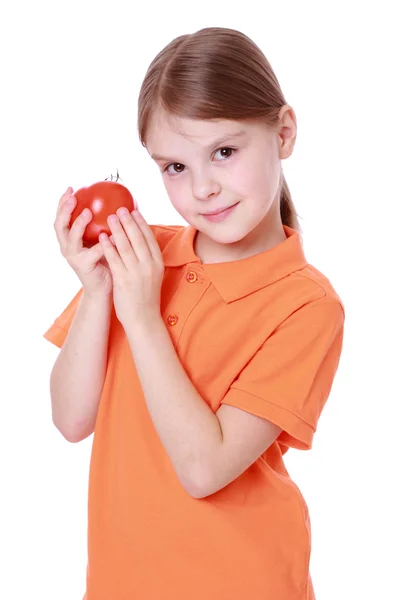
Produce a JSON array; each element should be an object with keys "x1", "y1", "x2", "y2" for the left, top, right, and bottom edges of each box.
[{"x1": 99, "y1": 208, "x2": 165, "y2": 328}]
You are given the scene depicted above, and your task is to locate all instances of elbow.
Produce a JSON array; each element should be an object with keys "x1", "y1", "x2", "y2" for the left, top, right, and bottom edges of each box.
[
  {"x1": 186, "y1": 483, "x2": 206, "y2": 500},
  {"x1": 53, "y1": 418, "x2": 80, "y2": 443},
  {"x1": 187, "y1": 459, "x2": 234, "y2": 498},
  {"x1": 64, "y1": 429, "x2": 85, "y2": 444},
  {"x1": 176, "y1": 462, "x2": 210, "y2": 499},
  {"x1": 184, "y1": 466, "x2": 216, "y2": 500},
  {"x1": 188, "y1": 481, "x2": 217, "y2": 500},
  {"x1": 52, "y1": 416, "x2": 93, "y2": 444},
  {"x1": 190, "y1": 481, "x2": 219, "y2": 500}
]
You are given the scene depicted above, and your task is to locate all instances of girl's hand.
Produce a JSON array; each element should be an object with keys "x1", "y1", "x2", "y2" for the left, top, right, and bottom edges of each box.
[
  {"x1": 54, "y1": 187, "x2": 116, "y2": 298},
  {"x1": 99, "y1": 208, "x2": 164, "y2": 327}
]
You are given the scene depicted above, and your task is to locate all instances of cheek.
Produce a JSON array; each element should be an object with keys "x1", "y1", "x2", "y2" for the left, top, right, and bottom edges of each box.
[
  {"x1": 163, "y1": 180, "x2": 189, "y2": 213},
  {"x1": 239, "y1": 154, "x2": 278, "y2": 196},
  {"x1": 230, "y1": 159, "x2": 265, "y2": 195}
]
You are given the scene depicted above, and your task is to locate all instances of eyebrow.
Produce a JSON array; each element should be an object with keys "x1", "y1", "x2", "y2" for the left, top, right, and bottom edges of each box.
[{"x1": 150, "y1": 130, "x2": 247, "y2": 162}]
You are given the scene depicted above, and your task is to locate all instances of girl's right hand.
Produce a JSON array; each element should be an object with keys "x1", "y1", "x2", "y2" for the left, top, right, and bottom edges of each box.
[{"x1": 54, "y1": 187, "x2": 114, "y2": 297}]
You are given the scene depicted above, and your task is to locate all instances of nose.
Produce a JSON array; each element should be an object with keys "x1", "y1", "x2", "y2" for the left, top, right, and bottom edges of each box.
[{"x1": 192, "y1": 171, "x2": 221, "y2": 201}]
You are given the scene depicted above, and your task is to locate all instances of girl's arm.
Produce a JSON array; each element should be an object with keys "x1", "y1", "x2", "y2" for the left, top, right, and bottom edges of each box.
[
  {"x1": 125, "y1": 296, "x2": 344, "y2": 499},
  {"x1": 49, "y1": 291, "x2": 113, "y2": 442},
  {"x1": 125, "y1": 313, "x2": 224, "y2": 498}
]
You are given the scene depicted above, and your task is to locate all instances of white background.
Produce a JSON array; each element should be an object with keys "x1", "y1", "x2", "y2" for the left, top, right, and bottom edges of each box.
[{"x1": 1, "y1": 1, "x2": 399, "y2": 598}]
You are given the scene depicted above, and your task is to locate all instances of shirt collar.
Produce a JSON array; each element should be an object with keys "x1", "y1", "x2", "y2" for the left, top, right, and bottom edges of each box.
[{"x1": 162, "y1": 224, "x2": 308, "y2": 303}]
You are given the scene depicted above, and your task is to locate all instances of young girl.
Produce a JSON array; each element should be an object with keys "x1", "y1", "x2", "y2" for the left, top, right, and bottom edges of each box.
[{"x1": 44, "y1": 27, "x2": 345, "y2": 600}]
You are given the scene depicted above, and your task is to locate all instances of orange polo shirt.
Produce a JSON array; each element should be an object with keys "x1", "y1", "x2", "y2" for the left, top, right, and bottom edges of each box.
[{"x1": 44, "y1": 223, "x2": 345, "y2": 600}]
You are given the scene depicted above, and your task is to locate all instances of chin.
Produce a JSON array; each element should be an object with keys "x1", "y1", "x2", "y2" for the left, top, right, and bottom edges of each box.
[{"x1": 205, "y1": 226, "x2": 249, "y2": 245}]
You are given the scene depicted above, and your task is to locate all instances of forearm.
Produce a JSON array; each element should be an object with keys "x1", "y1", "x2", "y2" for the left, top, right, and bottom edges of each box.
[
  {"x1": 50, "y1": 290, "x2": 113, "y2": 441},
  {"x1": 125, "y1": 314, "x2": 223, "y2": 497}
]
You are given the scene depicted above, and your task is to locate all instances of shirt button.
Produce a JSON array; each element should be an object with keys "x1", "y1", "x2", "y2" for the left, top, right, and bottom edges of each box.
[
  {"x1": 167, "y1": 314, "x2": 179, "y2": 326},
  {"x1": 186, "y1": 270, "x2": 197, "y2": 283}
]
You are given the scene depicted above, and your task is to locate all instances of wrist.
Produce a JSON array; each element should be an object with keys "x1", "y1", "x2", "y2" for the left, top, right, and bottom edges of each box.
[
  {"x1": 83, "y1": 288, "x2": 113, "y2": 306},
  {"x1": 122, "y1": 309, "x2": 163, "y2": 335}
]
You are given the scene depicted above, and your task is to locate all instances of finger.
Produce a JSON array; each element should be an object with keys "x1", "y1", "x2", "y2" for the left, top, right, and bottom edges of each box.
[
  {"x1": 86, "y1": 233, "x2": 115, "y2": 247},
  {"x1": 108, "y1": 216, "x2": 135, "y2": 264},
  {"x1": 131, "y1": 210, "x2": 163, "y2": 262},
  {"x1": 67, "y1": 208, "x2": 93, "y2": 254},
  {"x1": 99, "y1": 234, "x2": 124, "y2": 272},
  {"x1": 116, "y1": 211, "x2": 150, "y2": 263},
  {"x1": 54, "y1": 193, "x2": 78, "y2": 249},
  {"x1": 56, "y1": 187, "x2": 74, "y2": 215},
  {"x1": 87, "y1": 240, "x2": 106, "y2": 265}
]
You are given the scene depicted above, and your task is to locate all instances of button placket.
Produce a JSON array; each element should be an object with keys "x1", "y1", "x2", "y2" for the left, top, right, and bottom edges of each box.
[{"x1": 166, "y1": 268, "x2": 201, "y2": 328}]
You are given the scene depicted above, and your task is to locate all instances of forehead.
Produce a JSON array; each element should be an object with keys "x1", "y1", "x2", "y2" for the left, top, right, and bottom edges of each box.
[{"x1": 146, "y1": 109, "x2": 257, "y2": 152}]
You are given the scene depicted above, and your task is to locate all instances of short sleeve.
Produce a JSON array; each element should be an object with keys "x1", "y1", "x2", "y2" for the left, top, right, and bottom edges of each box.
[
  {"x1": 43, "y1": 287, "x2": 84, "y2": 348},
  {"x1": 220, "y1": 295, "x2": 345, "y2": 450}
]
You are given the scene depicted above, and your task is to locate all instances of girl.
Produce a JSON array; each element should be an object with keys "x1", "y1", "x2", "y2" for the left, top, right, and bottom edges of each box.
[{"x1": 44, "y1": 27, "x2": 345, "y2": 600}]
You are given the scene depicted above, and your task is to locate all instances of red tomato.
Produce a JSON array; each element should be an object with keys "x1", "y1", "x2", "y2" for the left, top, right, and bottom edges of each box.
[{"x1": 70, "y1": 181, "x2": 137, "y2": 247}]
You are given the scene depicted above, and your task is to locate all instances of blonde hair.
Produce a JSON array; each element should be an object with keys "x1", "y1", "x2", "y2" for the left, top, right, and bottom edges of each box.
[{"x1": 138, "y1": 27, "x2": 301, "y2": 231}]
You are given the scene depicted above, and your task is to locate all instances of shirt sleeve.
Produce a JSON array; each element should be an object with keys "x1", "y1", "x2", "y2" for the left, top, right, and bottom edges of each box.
[
  {"x1": 220, "y1": 294, "x2": 345, "y2": 451},
  {"x1": 43, "y1": 287, "x2": 84, "y2": 348}
]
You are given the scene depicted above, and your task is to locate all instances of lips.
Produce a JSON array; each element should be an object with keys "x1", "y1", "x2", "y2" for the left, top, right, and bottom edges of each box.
[
  {"x1": 202, "y1": 203, "x2": 238, "y2": 215},
  {"x1": 201, "y1": 202, "x2": 239, "y2": 222}
]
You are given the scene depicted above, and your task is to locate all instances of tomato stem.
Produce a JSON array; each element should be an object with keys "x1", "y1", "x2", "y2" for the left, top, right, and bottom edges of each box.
[{"x1": 105, "y1": 168, "x2": 123, "y2": 183}]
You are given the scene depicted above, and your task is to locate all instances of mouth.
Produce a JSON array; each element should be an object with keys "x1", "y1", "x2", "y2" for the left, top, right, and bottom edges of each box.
[
  {"x1": 201, "y1": 202, "x2": 239, "y2": 222},
  {"x1": 201, "y1": 202, "x2": 239, "y2": 216}
]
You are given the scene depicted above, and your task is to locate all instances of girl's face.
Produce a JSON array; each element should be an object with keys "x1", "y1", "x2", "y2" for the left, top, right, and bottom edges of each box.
[{"x1": 145, "y1": 108, "x2": 295, "y2": 262}]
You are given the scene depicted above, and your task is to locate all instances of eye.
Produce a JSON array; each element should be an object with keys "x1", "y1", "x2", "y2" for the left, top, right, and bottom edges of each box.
[
  {"x1": 163, "y1": 162, "x2": 185, "y2": 175},
  {"x1": 163, "y1": 147, "x2": 237, "y2": 175},
  {"x1": 215, "y1": 147, "x2": 235, "y2": 160}
]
